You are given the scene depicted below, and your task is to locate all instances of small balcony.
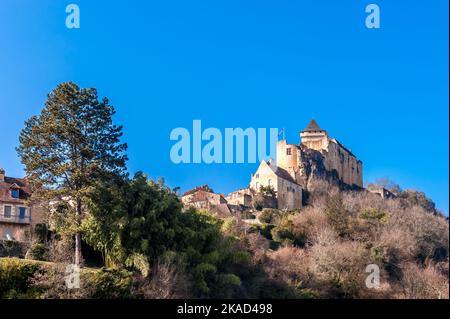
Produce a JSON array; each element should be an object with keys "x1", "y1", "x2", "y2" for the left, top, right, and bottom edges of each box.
[{"x1": 0, "y1": 214, "x2": 31, "y2": 224}]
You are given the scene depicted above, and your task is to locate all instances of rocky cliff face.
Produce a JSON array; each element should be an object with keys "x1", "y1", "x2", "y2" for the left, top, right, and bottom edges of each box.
[{"x1": 296, "y1": 145, "x2": 361, "y2": 192}]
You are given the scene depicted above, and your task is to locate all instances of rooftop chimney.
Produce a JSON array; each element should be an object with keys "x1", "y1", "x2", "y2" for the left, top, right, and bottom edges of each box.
[{"x1": 0, "y1": 168, "x2": 5, "y2": 182}]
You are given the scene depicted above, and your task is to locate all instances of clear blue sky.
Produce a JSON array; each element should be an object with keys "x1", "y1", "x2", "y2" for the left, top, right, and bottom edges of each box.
[{"x1": 0, "y1": 1, "x2": 448, "y2": 214}]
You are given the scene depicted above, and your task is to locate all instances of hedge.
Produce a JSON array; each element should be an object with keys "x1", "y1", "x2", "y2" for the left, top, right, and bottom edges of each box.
[
  {"x1": 0, "y1": 258, "x2": 132, "y2": 299},
  {"x1": 0, "y1": 258, "x2": 41, "y2": 298}
]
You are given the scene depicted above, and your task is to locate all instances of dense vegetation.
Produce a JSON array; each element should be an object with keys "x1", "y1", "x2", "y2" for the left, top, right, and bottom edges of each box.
[
  {"x1": 1, "y1": 82, "x2": 447, "y2": 299},
  {"x1": 251, "y1": 181, "x2": 449, "y2": 298},
  {"x1": 2, "y1": 179, "x2": 448, "y2": 299},
  {"x1": 0, "y1": 173, "x2": 288, "y2": 298}
]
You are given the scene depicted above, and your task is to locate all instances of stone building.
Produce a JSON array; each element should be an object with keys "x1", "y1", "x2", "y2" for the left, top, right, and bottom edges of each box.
[
  {"x1": 276, "y1": 119, "x2": 363, "y2": 189},
  {"x1": 0, "y1": 168, "x2": 44, "y2": 242},
  {"x1": 249, "y1": 160, "x2": 303, "y2": 210},
  {"x1": 367, "y1": 185, "x2": 396, "y2": 200},
  {"x1": 182, "y1": 119, "x2": 363, "y2": 213},
  {"x1": 181, "y1": 185, "x2": 231, "y2": 215},
  {"x1": 232, "y1": 119, "x2": 363, "y2": 210},
  {"x1": 226, "y1": 189, "x2": 252, "y2": 207}
]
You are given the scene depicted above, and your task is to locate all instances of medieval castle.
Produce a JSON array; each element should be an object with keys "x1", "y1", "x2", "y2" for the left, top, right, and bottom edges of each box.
[
  {"x1": 182, "y1": 119, "x2": 367, "y2": 212},
  {"x1": 1, "y1": 120, "x2": 386, "y2": 241}
]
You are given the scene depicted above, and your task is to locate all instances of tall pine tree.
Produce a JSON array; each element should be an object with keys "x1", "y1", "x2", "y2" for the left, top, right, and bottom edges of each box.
[{"x1": 17, "y1": 81, "x2": 128, "y2": 266}]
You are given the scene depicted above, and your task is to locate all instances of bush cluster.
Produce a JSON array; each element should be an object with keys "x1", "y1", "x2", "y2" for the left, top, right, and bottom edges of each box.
[{"x1": 258, "y1": 188, "x2": 449, "y2": 298}]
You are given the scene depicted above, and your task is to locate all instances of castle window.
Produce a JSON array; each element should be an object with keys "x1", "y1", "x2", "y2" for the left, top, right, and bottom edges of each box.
[
  {"x1": 286, "y1": 148, "x2": 291, "y2": 155},
  {"x1": 11, "y1": 189, "x2": 19, "y2": 199},
  {"x1": 255, "y1": 174, "x2": 259, "y2": 179}
]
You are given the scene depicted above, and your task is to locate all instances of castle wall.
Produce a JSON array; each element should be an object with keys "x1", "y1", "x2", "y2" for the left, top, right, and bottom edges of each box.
[
  {"x1": 294, "y1": 130, "x2": 363, "y2": 188},
  {"x1": 276, "y1": 177, "x2": 302, "y2": 210},
  {"x1": 300, "y1": 131, "x2": 329, "y2": 151},
  {"x1": 356, "y1": 161, "x2": 363, "y2": 186},
  {"x1": 276, "y1": 140, "x2": 300, "y2": 181},
  {"x1": 226, "y1": 189, "x2": 252, "y2": 206},
  {"x1": 323, "y1": 140, "x2": 362, "y2": 187}
]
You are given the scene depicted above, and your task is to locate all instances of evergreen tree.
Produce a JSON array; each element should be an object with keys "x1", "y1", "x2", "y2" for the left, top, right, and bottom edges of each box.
[{"x1": 17, "y1": 81, "x2": 128, "y2": 266}]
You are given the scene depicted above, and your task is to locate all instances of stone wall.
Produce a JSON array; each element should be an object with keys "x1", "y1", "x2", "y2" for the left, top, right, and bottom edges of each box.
[
  {"x1": 0, "y1": 224, "x2": 29, "y2": 242},
  {"x1": 226, "y1": 189, "x2": 252, "y2": 207},
  {"x1": 276, "y1": 140, "x2": 300, "y2": 177},
  {"x1": 275, "y1": 176, "x2": 302, "y2": 210},
  {"x1": 323, "y1": 139, "x2": 363, "y2": 187},
  {"x1": 0, "y1": 204, "x2": 45, "y2": 242}
]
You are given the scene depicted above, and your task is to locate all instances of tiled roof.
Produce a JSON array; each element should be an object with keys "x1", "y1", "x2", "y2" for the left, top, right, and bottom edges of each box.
[
  {"x1": 272, "y1": 166, "x2": 297, "y2": 184},
  {"x1": 302, "y1": 119, "x2": 323, "y2": 132},
  {"x1": 182, "y1": 184, "x2": 212, "y2": 196},
  {"x1": 264, "y1": 161, "x2": 298, "y2": 184},
  {"x1": 0, "y1": 176, "x2": 31, "y2": 202}
]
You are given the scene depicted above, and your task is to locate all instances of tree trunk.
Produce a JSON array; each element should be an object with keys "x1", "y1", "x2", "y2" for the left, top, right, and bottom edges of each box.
[
  {"x1": 75, "y1": 198, "x2": 83, "y2": 266},
  {"x1": 75, "y1": 232, "x2": 81, "y2": 266}
]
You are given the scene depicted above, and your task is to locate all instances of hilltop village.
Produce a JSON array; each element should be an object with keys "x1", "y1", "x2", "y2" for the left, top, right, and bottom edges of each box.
[
  {"x1": 1, "y1": 81, "x2": 447, "y2": 300},
  {"x1": 181, "y1": 119, "x2": 393, "y2": 214}
]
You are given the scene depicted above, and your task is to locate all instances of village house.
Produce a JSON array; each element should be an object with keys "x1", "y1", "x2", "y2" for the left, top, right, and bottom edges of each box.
[
  {"x1": 225, "y1": 188, "x2": 252, "y2": 207},
  {"x1": 0, "y1": 168, "x2": 44, "y2": 242},
  {"x1": 181, "y1": 185, "x2": 231, "y2": 216},
  {"x1": 249, "y1": 160, "x2": 303, "y2": 210}
]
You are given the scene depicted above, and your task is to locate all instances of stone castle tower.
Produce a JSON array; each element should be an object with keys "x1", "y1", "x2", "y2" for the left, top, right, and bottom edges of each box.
[{"x1": 276, "y1": 119, "x2": 363, "y2": 188}]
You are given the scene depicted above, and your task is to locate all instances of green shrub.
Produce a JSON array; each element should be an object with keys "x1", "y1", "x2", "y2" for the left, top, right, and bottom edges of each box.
[
  {"x1": 250, "y1": 223, "x2": 275, "y2": 240},
  {"x1": 270, "y1": 216, "x2": 306, "y2": 247},
  {"x1": 259, "y1": 208, "x2": 281, "y2": 224},
  {"x1": 253, "y1": 186, "x2": 277, "y2": 211},
  {"x1": 271, "y1": 226, "x2": 295, "y2": 246},
  {"x1": 85, "y1": 268, "x2": 133, "y2": 299},
  {"x1": 325, "y1": 194, "x2": 350, "y2": 237},
  {"x1": 34, "y1": 224, "x2": 48, "y2": 244},
  {"x1": 0, "y1": 258, "x2": 40, "y2": 298},
  {"x1": 0, "y1": 240, "x2": 25, "y2": 258},
  {"x1": 359, "y1": 208, "x2": 388, "y2": 224},
  {"x1": 25, "y1": 243, "x2": 47, "y2": 261}
]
